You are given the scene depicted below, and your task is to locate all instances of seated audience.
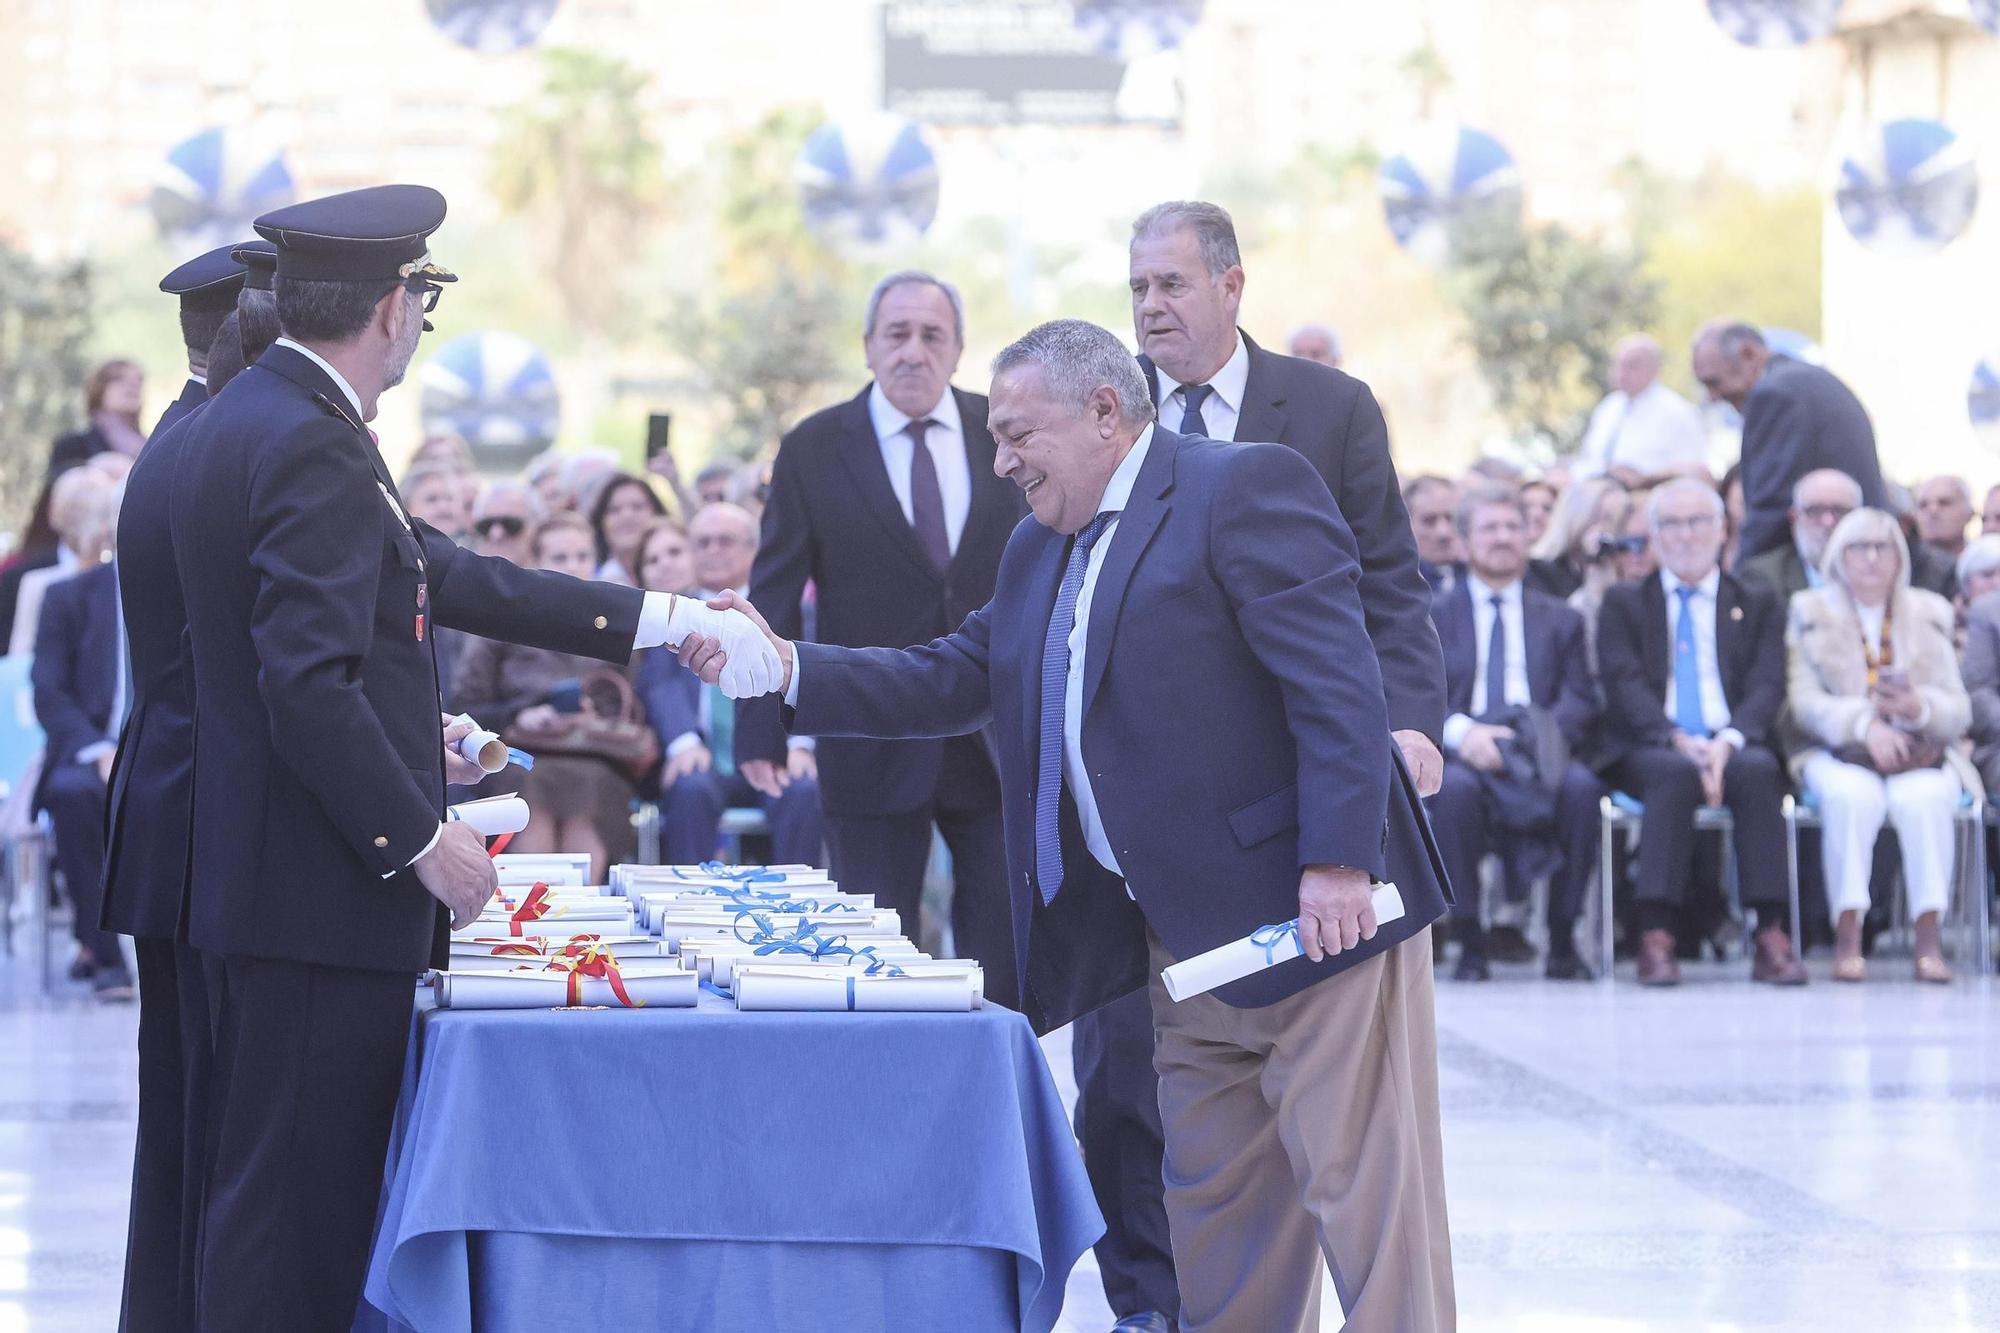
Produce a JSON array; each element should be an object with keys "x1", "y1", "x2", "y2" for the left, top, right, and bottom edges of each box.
[
  {"x1": 1953, "y1": 536, "x2": 2000, "y2": 794},
  {"x1": 30, "y1": 480, "x2": 129, "y2": 998},
  {"x1": 1285, "y1": 321, "x2": 1342, "y2": 368},
  {"x1": 1519, "y1": 479, "x2": 1557, "y2": 549},
  {"x1": 448, "y1": 513, "x2": 643, "y2": 881},
  {"x1": 1428, "y1": 486, "x2": 1601, "y2": 981},
  {"x1": 1527, "y1": 476, "x2": 1629, "y2": 600},
  {"x1": 1785, "y1": 508, "x2": 1974, "y2": 984},
  {"x1": 1916, "y1": 475, "x2": 1973, "y2": 563},
  {"x1": 1719, "y1": 463, "x2": 1745, "y2": 572},
  {"x1": 524, "y1": 449, "x2": 566, "y2": 513},
  {"x1": 1402, "y1": 474, "x2": 1461, "y2": 594},
  {"x1": 470, "y1": 479, "x2": 544, "y2": 566},
  {"x1": 1886, "y1": 481, "x2": 1956, "y2": 596},
  {"x1": 635, "y1": 519, "x2": 695, "y2": 595},
  {"x1": 1738, "y1": 468, "x2": 1859, "y2": 603},
  {"x1": 0, "y1": 473, "x2": 66, "y2": 638},
  {"x1": 1982, "y1": 483, "x2": 2000, "y2": 538},
  {"x1": 11, "y1": 466, "x2": 119, "y2": 657},
  {"x1": 1595, "y1": 479, "x2": 1805, "y2": 985},
  {"x1": 636, "y1": 502, "x2": 823, "y2": 866},
  {"x1": 694, "y1": 460, "x2": 735, "y2": 508},
  {"x1": 400, "y1": 460, "x2": 470, "y2": 541},
  {"x1": 587, "y1": 471, "x2": 668, "y2": 586},
  {"x1": 50, "y1": 359, "x2": 147, "y2": 471}
]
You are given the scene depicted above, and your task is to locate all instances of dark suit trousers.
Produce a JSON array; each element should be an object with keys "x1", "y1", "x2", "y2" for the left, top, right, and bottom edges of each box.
[
  {"x1": 119, "y1": 939, "x2": 210, "y2": 1333},
  {"x1": 1072, "y1": 988, "x2": 1180, "y2": 1318},
  {"x1": 1432, "y1": 758, "x2": 1600, "y2": 958},
  {"x1": 661, "y1": 767, "x2": 825, "y2": 867},
  {"x1": 824, "y1": 735, "x2": 1016, "y2": 1011},
  {"x1": 1608, "y1": 743, "x2": 1789, "y2": 927},
  {"x1": 42, "y1": 761, "x2": 120, "y2": 970},
  {"x1": 197, "y1": 954, "x2": 414, "y2": 1332}
]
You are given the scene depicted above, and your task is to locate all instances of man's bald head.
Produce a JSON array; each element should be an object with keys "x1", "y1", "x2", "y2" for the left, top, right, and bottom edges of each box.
[
  {"x1": 689, "y1": 501, "x2": 759, "y2": 593},
  {"x1": 1612, "y1": 334, "x2": 1662, "y2": 396},
  {"x1": 1690, "y1": 320, "x2": 1769, "y2": 412}
]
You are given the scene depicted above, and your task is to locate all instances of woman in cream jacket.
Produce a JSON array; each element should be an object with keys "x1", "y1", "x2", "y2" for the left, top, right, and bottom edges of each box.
[{"x1": 1784, "y1": 507, "x2": 1975, "y2": 983}]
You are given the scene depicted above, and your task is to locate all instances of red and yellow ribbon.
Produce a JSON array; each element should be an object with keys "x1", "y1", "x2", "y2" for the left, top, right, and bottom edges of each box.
[
  {"x1": 508, "y1": 881, "x2": 554, "y2": 937},
  {"x1": 545, "y1": 938, "x2": 643, "y2": 1008}
]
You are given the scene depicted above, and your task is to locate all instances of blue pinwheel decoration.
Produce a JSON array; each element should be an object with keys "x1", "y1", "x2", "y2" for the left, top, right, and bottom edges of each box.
[
  {"x1": 149, "y1": 128, "x2": 295, "y2": 252},
  {"x1": 795, "y1": 114, "x2": 941, "y2": 253},
  {"x1": 425, "y1": 0, "x2": 560, "y2": 53},
  {"x1": 419, "y1": 331, "x2": 561, "y2": 473},
  {"x1": 1836, "y1": 118, "x2": 1978, "y2": 256},
  {"x1": 1378, "y1": 124, "x2": 1522, "y2": 264}
]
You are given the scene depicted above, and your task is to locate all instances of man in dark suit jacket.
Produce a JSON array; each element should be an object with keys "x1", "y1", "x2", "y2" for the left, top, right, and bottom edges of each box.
[
  {"x1": 1429, "y1": 485, "x2": 1601, "y2": 981},
  {"x1": 1119, "y1": 200, "x2": 1449, "y2": 1324},
  {"x1": 1692, "y1": 322, "x2": 1885, "y2": 565},
  {"x1": 167, "y1": 186, "x2": 779, "y2": 1330},
  {"x1": 1597, "y1": 479, "x2": 1806, "y2": 985},
  {"x1": 738, "y1": 271, "x2": 1026, "y2": 1011},
  {"x1": 699, "y1": 320, "x2": 1455, "y2": 1332},
  {"x1": 31, "y1": 559, "x2": 128, "y2": 997}
]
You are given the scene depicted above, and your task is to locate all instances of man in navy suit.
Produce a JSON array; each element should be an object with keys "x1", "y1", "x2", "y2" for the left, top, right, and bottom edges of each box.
[
  {"x1": 1597, "y1": 478, "x2": 1806, "y2": 986},
  {"x1": 31, "y1": 553, "x2": 127, "y2": 999},
  {"x1": 1428, "y1": 485, "x2": 1601, "y2": 981},
  {"x1": 698, "y1": 320, "x2": 1456, "y2": 1333},
  {"x1": 150, "y1": 244, "x2": 251, "y2": 446},
  {"x1": 1691, "y1": 321, "x2": 1885, "y2": 564},
  {"x1": 737, "y1": 271, "x2": 1026, "y2": 1008}
]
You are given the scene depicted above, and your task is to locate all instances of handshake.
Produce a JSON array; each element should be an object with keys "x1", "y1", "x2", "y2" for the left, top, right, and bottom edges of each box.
[{"x1": 667, "y1": 591, "x2": 792, "y2": 699}]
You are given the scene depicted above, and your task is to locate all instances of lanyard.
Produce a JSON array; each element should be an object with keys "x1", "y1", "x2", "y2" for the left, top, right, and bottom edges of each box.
[{"x1": 1858, "y1": 601, "x2": 1894, "y2": 687}]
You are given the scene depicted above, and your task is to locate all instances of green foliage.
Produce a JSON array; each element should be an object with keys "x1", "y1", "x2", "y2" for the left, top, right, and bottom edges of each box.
[
  {"x1": 674, "y1": 269, "x2": 848, "y2": 462},
  {"x1": 1445, "y1": 217, "x2": 1659, "y2": 456},
  {"x1": 0, "y1": 245, "x2": 93, "y2": 536},
  {"x1": 489, "y1": 47, "x2": 667, "y2": 334}
]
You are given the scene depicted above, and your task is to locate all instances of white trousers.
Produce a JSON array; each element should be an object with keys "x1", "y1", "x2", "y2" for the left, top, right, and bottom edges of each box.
[{"x1": 1801, "y1": 752, "x2": 1960, "y2": 918}]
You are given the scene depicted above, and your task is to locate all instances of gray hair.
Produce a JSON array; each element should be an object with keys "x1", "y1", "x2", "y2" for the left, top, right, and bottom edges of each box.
[
  {"x1": 1401, "y1": 474, "x2": 1456, "y2": 506},
  {"x1": 1791, "y1": 467, "x2": 1864, "y2": 511},
  {"x1": 275, "y1": 275, "x2": 402, "y2": 343},
  {"x1": 1455, "y1": 483, "x2": 1527, "y2": 539},
  {"x1": 991, "y1": 319, "x2": 1152, "y2": 427},
  {"x1": 1957, "y1": 533, "x2": 2000, "y2": 587},
  {"x1": 1130, "y1": 201, "x2": 1242, "y2": 279},
  {"x1": 863, "y1": 270, "x2": 965, "y2": 343},
  {"x1": 1820, "y1": 506, "x2": 1909, "y2": 594},
  {"x1": 474, "y1": 478, "x2": 545, "y2": 523},
  {"x1": 1694, "y1": 319, "x2": 1766, "y2": 359},
  {"x1": 1645, "y1": 476, "x2": 1726, "y2": 530},
  {"x1": 1287, "y1": 322, "x2": 1342, "y2": 360}
]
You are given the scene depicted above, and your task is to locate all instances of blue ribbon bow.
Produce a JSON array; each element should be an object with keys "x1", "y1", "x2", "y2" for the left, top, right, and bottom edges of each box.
[{"x1": 1249, "y1": 919, "x2": 1302, "y2": 966}]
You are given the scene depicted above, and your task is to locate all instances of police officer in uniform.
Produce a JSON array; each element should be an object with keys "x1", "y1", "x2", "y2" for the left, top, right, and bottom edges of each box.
[
  {"x1": 168, "y1": 185, "x2": 778, "y2": 1328},
  {"x1": 101, "y1": 242, "x2": 249, "y2": 1332}
]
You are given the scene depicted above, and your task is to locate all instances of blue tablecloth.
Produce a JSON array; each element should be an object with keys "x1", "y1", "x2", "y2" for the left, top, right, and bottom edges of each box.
[{"x1": 360, "y1": 991, "x2": 1102, "y2": 1333}]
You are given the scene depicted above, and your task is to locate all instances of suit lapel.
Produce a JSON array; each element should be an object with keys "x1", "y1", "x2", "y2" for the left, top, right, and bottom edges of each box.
[
  {"x1": 835, "y1": 384, "x2": 943, "y2": 584},
  {"x1": 258, "y1": 344, "x2": 411, "y2": 535},
  {"x1": 1523, "y1": 591, "x2": 1550, "y2": 706},
  {"x1": 1234, "y1": 333, "x2": 1291, "y2": 445},
  {"x1": 951, "y1": 389, "x2": 1017, "y2": 578},
  {"x1": 1642, "y1": 574, "x2": 1670, "y2": 701},
  {"x1": 1715, "y1": 573, "x2": 1743, "y2": 704},
  {"x1": 1081, "y1": 434, "x2": 1178, "y2": 717}
]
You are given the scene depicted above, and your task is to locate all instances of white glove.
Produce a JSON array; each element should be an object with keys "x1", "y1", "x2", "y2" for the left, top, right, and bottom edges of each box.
[{"x1": 666, "y1": 596, "x2": 785, "y2": 697}]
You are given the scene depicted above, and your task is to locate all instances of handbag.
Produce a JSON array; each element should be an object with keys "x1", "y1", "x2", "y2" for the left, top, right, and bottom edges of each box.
[
  {"x1": 1831, "y1": 734, "x2": 1946, "y2": 777},
  {"x1": 505, "y1": 669, "x2": 661, "y2": 780}
]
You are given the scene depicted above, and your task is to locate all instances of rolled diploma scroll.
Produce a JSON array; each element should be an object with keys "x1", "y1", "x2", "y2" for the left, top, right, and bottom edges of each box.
[
  {"x1": 1160, "y1": 883, "x2": 1406, "y2": 1003},
  {"x1": 446, "y1": 795, "x2": 530, "y2": 837},
  {"x1": 710, "y1": 943, "x2": 928, "y2": 989},
  {"x1": 733, "y1": 965, "x2": 981, "y2": 1012},
  {"x1": 453, "y1": 727, "x2": 511, "y2": 774},
  {"x1": 434, "y1": 966, "x2": 698, "y2": 1009}
]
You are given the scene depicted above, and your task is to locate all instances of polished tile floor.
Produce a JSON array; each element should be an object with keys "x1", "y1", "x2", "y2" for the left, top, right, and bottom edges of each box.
[{"x1": 7, "y1": 941, "x2": 1998, "y2": 1332}]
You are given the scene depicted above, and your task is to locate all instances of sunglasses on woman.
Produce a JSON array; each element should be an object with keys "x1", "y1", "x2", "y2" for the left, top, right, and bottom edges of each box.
[{"x1": 475, "y1": 515, "x2": 526, "y2": 539}]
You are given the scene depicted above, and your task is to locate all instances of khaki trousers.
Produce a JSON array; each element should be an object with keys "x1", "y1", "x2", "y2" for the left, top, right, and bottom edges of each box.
[{"x1": 1147, "y1": 928, "x2": 1454, "y2": 1332}]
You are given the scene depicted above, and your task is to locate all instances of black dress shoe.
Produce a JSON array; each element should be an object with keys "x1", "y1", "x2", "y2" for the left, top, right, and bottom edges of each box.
[
  {"x1": 1544, "y1": 953, "x2": 1595, "y2": 982},
  {"x1": 1454, "y1": 952, "x2": 1491, "y2": 982},
  {"x1": 1484, "y1": 923, "x2": 1537, "y2": 963}
]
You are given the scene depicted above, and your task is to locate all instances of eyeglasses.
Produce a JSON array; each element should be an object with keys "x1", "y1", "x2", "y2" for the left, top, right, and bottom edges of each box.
[
  {"x1": 475, "y1": 515, "x2": 526, "y2": 539},
  {"x1": 1653, "y1": 513, "x2": 1718, "y2": 536},
  {"x1": 693, "y1": 534, "x2": 752, "y2": 551},
  {"x1": 1844, "y1": 540, "x2": 1896, "y2": 562},
  {"x1": 1801, "y1": 504, "x2": 1853, "y2": 525}
]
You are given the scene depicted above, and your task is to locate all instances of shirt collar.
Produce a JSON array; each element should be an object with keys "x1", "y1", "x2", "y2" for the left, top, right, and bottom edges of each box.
[
  {"x1": 274, "y1": 337, "x2": 364, "y2": 422},
  {"x1": 1095, "y1": 424, "x2": 1155, "y2": 519},
  {"x1": 868, "y1": 381, "x2": 962, "y2": 446},
  {"x1": 1469, "y1": 574, "x2": 1522, "y2": 607},
  {"x1": 1660, "y1": 566, "x2": 1721, "y2": 600},
  {"x1": 186, "y1": 373, "x2": 206, "y2": 389},
  {"x1": 1154, "y1": 331, "x2": 1249, "y2": 421}
]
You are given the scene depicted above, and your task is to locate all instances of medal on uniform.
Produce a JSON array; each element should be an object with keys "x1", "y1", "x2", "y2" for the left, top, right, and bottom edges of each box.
[{"x1": 416, "y1": 581, "x2": 428, "y2": 642}]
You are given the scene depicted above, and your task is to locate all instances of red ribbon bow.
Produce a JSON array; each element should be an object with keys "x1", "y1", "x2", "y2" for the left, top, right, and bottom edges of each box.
[
  {"x1": 546, "y1": 938, "x2": 642, "y2": 1008},
  {"x1": 509, "y1": 882, "x2": 553, "y2": 937}
]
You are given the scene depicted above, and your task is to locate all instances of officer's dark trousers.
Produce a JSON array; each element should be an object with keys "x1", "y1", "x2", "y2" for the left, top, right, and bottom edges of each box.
[
  {"x1": 118, "y1": 939, "x2": 210, "y2": 1333},
  {"x1": 196, "y1": 953, "x2": 412, "y2": 1331}
]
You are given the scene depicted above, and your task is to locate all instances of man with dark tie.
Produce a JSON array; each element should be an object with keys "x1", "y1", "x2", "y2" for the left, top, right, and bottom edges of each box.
[
  {"x1": 1596, "y1": 478, "x2": 1805, "y2": 985},
  {"x1": 739, "y1": 270, "x2": 1026, "y2": 1006},
  {"x1": 1116, "y1": 198, "x2": 1447, "y2": 1323},
  {"x1": 640, "y1": 501, "x2": 824, "y2": 866},
  {"x1": 1404, "y1": 473, "x2": 1463, "y2": 595},
  {"x1": 168, "y1": 185, "x2": 779, "y2": 1328},
  {"x1": 699, "y1": 318, "x2": 1456, "y2": 1332},
  {"x1": 1428, "y1": 485, "x2": 1601, "y2": 981}
]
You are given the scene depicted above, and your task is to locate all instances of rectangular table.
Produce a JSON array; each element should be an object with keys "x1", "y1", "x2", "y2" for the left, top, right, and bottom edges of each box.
[{"x1": 360, "y1": 991, "x2": 1102, "y2": 1332}]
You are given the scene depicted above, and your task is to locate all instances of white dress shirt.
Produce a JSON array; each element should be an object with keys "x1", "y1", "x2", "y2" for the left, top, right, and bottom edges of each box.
[
  {"x1": 1153, "y1": 333, "x2": 1250, "y2": 442},
  {"x1": 1576, "y1": 380, "x2": 1709, "y2": 478},
  {"x1": 1443, "y1": 576, "x2": 1531, "y2": 752},
  {"x1": 185, "y1": 373, "x2": 206, "y2": 391},
  {"x1": 869, "y1": 383, "x2": 971, "y2": 557},
  {"x1": 1658, "y1": 568, "x2": 1743, "y2": 750}
]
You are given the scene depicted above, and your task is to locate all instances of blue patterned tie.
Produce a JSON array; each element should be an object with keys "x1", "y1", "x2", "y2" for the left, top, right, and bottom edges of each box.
[
  {"x1": 1178, "y1": 383, "x2": 1213, "y2": 436},
  {"x1": 1672, "y1": 585, "x2": 1709, "y2": 737},
  {"x1": 1034, "y1": 510, "x2": 1121, "y2": 905}
]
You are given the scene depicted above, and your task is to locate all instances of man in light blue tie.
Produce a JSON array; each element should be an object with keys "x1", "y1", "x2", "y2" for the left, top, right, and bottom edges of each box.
[
  {"x1": 1595, "y1": 478, "x2": 1804, "y2": 986},
  {"x1": 693, "y1": 319, "x2": 1457, "y2": 1332}
]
